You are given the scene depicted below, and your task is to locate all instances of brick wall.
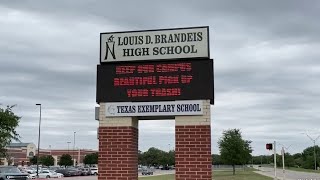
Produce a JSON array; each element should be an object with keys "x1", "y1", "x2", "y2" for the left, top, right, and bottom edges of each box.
[
  {"x1": 176, "y1": 125, "x2": 212, "y2": 180},
  {"x1": 98, "y1": 126, "x2": 138, "y2": 180},
  {"x1": 6, "y1": 148, "x2": 29, "y2": 165}
]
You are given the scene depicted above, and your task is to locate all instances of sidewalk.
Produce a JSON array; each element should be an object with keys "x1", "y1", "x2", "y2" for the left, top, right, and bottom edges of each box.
[{"x1": 254, "y1": 171, "x2": 294, "y2": 180}]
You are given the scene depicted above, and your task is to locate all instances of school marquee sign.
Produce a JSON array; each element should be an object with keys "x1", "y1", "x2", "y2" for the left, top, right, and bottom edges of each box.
[
  {"x1": 105, "y1": 100, "x2": 203, "y2": 117},
  {"x1": 100, "y1": 26, "x2": 209, "y2": 62},
  {"x1": 96, "y1": 59, "x2": 213, "y2": 103}
]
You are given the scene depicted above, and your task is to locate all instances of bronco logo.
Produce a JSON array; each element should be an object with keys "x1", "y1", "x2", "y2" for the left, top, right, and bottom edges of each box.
[
  {"x1": 107, "y1": 105, "x2": 116, "y2": 115},
  {"x1": 104, "y1": 35, "x2": 116, "y2": 60}
]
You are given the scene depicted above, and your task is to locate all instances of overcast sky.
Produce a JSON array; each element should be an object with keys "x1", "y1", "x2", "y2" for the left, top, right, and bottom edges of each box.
[{"x1": 0, "y1": 0, "x2": 319, "y2": 156}]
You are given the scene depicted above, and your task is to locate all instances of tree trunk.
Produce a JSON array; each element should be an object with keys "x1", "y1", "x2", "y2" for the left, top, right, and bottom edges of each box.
[{"x1": 233, "y1": 164, "x2": 235, "y2": 175}]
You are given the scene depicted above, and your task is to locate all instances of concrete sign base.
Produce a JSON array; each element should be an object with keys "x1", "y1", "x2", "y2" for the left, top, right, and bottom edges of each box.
[{"x1": 98, "y1": 100, "x2": 212, "y2": 180}]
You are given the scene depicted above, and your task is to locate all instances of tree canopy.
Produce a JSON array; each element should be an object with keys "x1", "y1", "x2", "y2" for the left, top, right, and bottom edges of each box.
[
  {"x1": 29, "y1": 156, "x2": 38, "y2": 165},
  {"x1": 218, "y1": 129, "x2": 252, "y2": 175},
  {"x1": 301, "y1": 145, "x2": 320, "y2": 169},
  {"x1": 40, "y1": 155, "x2": 54, "y2": 167},
  {"x1": 0, "y1": 105, "x2": 20, "y2": 158},
  {"x1": 83, "y1": 153, "x2": 98, "y2": 165},
  {"x1": 5, "y1": 153, "x2": 14, "y2": 165},
  {"x1": 58, "y1": 154, "x2": 73, "y2": 167},
  {"x1": 138, "y1": 147, "x2": 174, "y2": 166},
  {"x1": 212, "y1": 154, "x2": 223, "y2": 165},
  {"x1": 250, "y1": 145, "x2": 320, "y2": 171}
]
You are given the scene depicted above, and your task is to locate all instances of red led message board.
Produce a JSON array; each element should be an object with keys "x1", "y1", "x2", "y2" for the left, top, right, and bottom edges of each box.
[{"x1": 96, "y1": 59, "x2": 214, "y2": 103}]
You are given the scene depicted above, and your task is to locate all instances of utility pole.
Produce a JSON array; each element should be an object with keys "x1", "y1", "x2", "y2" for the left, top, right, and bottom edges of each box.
[
  {"x1": 73, "y1": 132, "x2": 76, "y2": 166},
  {"x1": 302, "y1": 132, "x2": 320, "y2": 171},
  {"x1": 252, "y1": 157, "x2": 254, "y2": 167},
  {"x1": 67, "y1": 142, "x2": 71, "y2": 154},
  {"x1": 315, "y1": 143, "x2": 317, "y2": 171},
  {"x1": 278, "y1": 143, "x2": 292, "y2": 180},
  {"x1": 281, "y1": 147, "x2": 285, "y2": 180},
  {"x1": 35, "y1": 104, "x2": 41, "y2": 178},
  {"x1": 274, "y1": 141, "x2": 277, "y2": 180}
]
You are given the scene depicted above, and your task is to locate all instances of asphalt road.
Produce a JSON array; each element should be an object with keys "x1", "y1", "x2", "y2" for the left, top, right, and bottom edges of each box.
[{"x1": 254, "y1": 165, "x2": 320, "y2": 180}]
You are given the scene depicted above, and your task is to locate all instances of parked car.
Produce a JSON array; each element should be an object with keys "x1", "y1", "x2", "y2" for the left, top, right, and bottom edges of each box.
[
  {"x1": 49, "y1": 166, "x2": 60, "y2": 171},
  {"x1": 67, "y1": 168, "x2": 82, "y2": 176},
  {"x1": 141, "y1": 167, "x2": 153, "y2": 175},
  {"x1": 38, "y1": 170, "x2": 63, "y2": 178},
  {"x1": 0, "y1": 166, "x2": 29, "y2": 180},
  {"x1": 55, "y1": 171, "x2": 64, "y2": 178},
  {"x1": 161, "y1": 165, "x2": 173, "y2": 170},
  {"x1": 89, "y1": 167, "x2": 98, "y2": 175},
  {"x1": 26, "y1": 168, "x2": 36, "y2": 174},
  {"x1": 28, "y1": 173, "x2": 37, "y2": 179},
  {"x1": 18, "y1": 167, "x2": 28, "y2": 174},
  {"x1": 78, "y1": 168, "x2": 90, "y2": 176},
  {"x1": 55, "y1": 169, "x2": 73, "y2": 177}
]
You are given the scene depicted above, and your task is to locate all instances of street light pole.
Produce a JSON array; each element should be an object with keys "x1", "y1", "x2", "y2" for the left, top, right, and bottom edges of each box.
[
  {"x1": 73, "y1": 132, "x2": 76, "y2": 166},
  {"x1": 67, "y1": 142, "x2": 71, "y2": 154},
  {"x1": 281, "y1": 147, "x2": 285, "y2": 180},
  {"x1": 278, "y1": 143, "x2": 292, "y2": 180},
  {"x1": 303, "y1": 133, "x2": 320, "y2": 171},
  {"x1": 35, "y1": 104, "x2": 41, "y2": 178},
  {"x1": 274, "y1": 141, "x2": 277, "y2": 180},
  {"x1": 314, "y1": 141, "x2": 317, "y2": 171}
]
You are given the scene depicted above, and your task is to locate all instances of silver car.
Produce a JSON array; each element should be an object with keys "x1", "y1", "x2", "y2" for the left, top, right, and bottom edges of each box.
[
  {"x1": 0, "y1": 166, "x2": 29, "y2": 180},
  {"x1": 141, "y1": 167, "x2": 153, "y2": 175}
]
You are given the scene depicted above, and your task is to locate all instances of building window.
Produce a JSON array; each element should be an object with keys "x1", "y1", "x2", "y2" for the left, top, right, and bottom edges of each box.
[{"x1": 29, "y1": 152, "x2": 34, "y2": 157}]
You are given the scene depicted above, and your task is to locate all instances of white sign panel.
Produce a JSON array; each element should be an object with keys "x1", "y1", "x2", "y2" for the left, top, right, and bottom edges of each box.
[
  {"x1": 105, "y1": 100, "x2": 203, "y2": 117},
  {"x1": 100, "y1": 26, "x2": 209, "y2": 62}
]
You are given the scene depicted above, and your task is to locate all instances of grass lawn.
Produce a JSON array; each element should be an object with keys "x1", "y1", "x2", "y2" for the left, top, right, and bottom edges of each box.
[
  {"x1": 139, "y1": 174, "x2": 174, "y2": 180},
  {"x1": 212, "y1": 170, "x2": 272, "y2": 180},
  {"x1": 286, "y1": 167, "x2": 320, "y2": 173},
  {"x1": 138, "y1": 170, "x2": 272, "y2": 180}
]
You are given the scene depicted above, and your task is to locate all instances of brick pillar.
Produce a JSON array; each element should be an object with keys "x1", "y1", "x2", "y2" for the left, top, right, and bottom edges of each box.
[
  {"x1": 98, "y1": 103, "x2": 139, "y2": 180},
  {"x1": 175, "y1": 100, "x2": 212, "y2": 180}
]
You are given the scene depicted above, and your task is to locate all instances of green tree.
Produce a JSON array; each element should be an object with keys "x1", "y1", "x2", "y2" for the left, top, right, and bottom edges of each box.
[
  {"x1": 293, "y1": 153, "x2": 303, "y2": 167},
  {"x1": 5, "y1": 153, "x2": 13, "y2": 165},
  {"x1": 270, "y1": 153, "x2": 295, "y2": 167},
  {"x1": 284, "y1": 153, "x2": 295, "y2": 167},
  {"x1": 251, "y1": 155, "x2": 270, "y2": 165},
  {"x1": 0, "y1": 105, "x2": 20, "y2": 158},
  {"x1": 143, "y1": 147, "x2": 163, "y2": 166},
  {"x1": 83, "y1": 153, "x2": 98, "y2": 166},
  {"x1": 58, "y1": 154, "x2": 73, "y2": 167},
  {"x1": 301, "y1": 146, "x2": 320, "y2": 169},
  {"x1": 138, "y1": 150, "x2": 144, "y2": 165},
  {"x1": 218, "y1": 129, "x2": 252, "y2": 175},
  {"x1": 138, "y1": 147, "x2": 175, "y2": 166},
  {"x1": 40, "y1": 155, "x2": 54, "y2": 167},
  {"x1": 167, "y1": 150, "x2": 175, "y2": 166},
  {"x1": 29, "y1": 156, "x2": 37, "y2": 165},
  {"x1": 273, "y1": 154, "x2": 282, "y2": 167},
  {"x1": 158, "y1": 150, "x2": 174, "y2": 166},
  {"x1": 212, "y1": 154, "x2": 223, "y2": 165}
]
